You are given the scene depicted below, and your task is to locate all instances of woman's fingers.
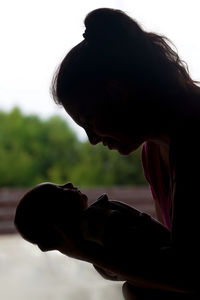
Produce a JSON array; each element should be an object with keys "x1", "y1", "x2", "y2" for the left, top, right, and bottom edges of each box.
[
  {"x1": 122, "y1": 282, "x2": 140, "y2": 300},
  {"x1": 122, "y1": 283, "x2": 155, "y2": 300},
  {"x1": 122, "y1": 283, "x2": 187, "y2": 300},
  {"x1": 81, "y1": 206, "x2": 114, "y2": 245},
  {"x1": 93, "y1": 264, "x2": 122, "y2": 281}
]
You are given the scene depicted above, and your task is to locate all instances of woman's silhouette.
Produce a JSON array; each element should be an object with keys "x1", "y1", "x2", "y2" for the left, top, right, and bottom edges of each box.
[{"x1": 51, "y1": 8, "x2": 200, "y2": 299}]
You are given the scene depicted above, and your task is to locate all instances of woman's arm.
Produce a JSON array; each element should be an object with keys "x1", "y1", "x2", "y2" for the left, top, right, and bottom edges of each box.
[
  {"x1": 57, "y1": 223, "x2": 194, "y2": 293},
  {"x1": 56, "y1": 195, "x2": 196, "y2": 293}
]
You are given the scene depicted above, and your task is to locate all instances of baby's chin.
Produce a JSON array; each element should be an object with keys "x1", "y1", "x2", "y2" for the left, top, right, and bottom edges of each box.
[
  {"x1": 38, "y1": 241, "x2": 64, "y2": 252},
  {"x1": 80, "y1": 193, "x2": 88, "y2": 210}
]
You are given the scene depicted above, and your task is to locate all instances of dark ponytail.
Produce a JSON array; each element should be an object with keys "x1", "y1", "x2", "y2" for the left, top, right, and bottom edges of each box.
[
  {"x1": 52, "y1": 8, "x2": 198, "y2": 105},
  {"x1": 83, "y1": 8, "x2": 143, "y2": 44}
]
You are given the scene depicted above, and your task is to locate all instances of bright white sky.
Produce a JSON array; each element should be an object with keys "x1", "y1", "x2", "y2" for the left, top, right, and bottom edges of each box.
[{"x1": 0, "y1": 0, "x2": 200, "y2": 140}]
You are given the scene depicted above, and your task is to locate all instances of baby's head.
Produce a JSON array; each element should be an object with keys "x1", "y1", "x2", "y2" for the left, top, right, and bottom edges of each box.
[{"x1": 14, "y1": 182, "x2": 88, "y2": 251}]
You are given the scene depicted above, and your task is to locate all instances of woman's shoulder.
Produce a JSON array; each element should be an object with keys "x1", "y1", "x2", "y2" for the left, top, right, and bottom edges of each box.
[
  {"x1": 142, "y1": 141, "x2": 170, "y2": 184},
  {"x1": 171, "y1": 121, "x2": 200, "y2": 172},
  {"x1": 141, "y1": 142, "x2": 162, "y2": 176}
]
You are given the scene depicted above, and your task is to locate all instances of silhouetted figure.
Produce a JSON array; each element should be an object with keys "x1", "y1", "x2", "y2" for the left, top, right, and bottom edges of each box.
[
  {"x1": 15, "y1": 182, "x2": 171, "y2": 279},
  {"x1": 49, "y1": 7, "x2": 200, "y2": 299},
  {"x1": 15, "y1": 182, "x2": 170, "y2": 251}
]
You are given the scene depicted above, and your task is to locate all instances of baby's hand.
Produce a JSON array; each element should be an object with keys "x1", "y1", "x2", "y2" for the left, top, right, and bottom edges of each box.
[
  {"x1": 80, "y1": 193, "x2": 170, "y2": 253},
  {"x1": 81, "y1": 194, "x2": 114, "y2": 245}
]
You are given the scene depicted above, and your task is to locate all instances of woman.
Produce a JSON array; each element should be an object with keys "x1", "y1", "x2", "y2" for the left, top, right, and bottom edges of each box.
[{"x1": 51, "y1": 8, "x2": 200, "y2": 299}]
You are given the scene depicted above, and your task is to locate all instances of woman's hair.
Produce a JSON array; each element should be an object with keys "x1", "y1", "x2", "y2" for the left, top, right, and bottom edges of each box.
[{"x1": 51, "y1": 8, "x2": 198, "y2": 105}]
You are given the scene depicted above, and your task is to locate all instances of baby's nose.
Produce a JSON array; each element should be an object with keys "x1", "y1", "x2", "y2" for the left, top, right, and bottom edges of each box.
[{"x1": 60, "y1": 182, "x2": 75, "y2": 189}]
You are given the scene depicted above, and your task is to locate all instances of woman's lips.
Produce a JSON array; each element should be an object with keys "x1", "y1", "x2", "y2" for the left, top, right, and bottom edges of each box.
[
  {"x1": 102, "y1": 139, "x2": 118, "y2": 149},
  {"x1": 102, "y1": 140, "x2": 108, "y2": 146}
]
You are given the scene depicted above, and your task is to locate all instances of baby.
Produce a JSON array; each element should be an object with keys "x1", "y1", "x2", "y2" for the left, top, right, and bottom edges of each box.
[
  {"x1": 14, "y1": 182, "x2": 170, "y2": 258},
  {"x1": 14, "y1": 182, "x2": 88, "y2": 252}
]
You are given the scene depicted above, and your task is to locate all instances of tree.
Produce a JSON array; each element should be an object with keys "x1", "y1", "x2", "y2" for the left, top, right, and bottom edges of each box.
[
  {"x1": 70, "y1": 142, "x2": 146, "y2": 186},
  {"x1": 0, "y1": 107, "x2": 146, "y2": 187}
]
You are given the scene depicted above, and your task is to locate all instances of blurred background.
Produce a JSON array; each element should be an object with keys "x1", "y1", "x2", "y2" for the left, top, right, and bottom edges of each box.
[{"x1": 0, "y1": 0, "x2": 200, "y2": 299}]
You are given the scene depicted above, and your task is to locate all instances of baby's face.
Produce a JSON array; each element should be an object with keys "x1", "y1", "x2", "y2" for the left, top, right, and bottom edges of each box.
[
  {"x1": 15, "y1": 182, "x2": 88, "y2": 252},
  {"x1": 37, "y1": 182, "x2": 88, "y2": 211}
]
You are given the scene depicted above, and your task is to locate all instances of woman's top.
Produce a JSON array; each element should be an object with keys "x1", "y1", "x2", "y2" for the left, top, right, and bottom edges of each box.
[{"x1": 141, "y1": 141, "x2": 175, "y2": 231}]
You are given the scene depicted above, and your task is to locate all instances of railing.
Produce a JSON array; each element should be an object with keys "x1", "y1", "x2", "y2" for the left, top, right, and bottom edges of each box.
[{"x1": 0, "y1": 186, "x2": 155, "y2": 234}]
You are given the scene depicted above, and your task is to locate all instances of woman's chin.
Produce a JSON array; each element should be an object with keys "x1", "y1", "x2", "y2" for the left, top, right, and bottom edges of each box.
[
  {"x1": 117, "y1": 144, "x2": 141, "y2": 155},
  {"x1": 107, "y1": 144, "x2": 133, "y2": 155},
  {"x1": 106, "y1": 140, "x2": 142, "y2": 155},
  {"x1": 118, "y1": 148, "x2": 133, "y2": 155}
]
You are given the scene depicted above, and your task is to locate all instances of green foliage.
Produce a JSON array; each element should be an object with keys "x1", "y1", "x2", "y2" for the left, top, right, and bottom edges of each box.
[
  {"x1": 70, "y1": 143, "x2": 146, "y2": 186},
  {"x1": 0, "y1": 107, "x2": 146, "y2": 187}
]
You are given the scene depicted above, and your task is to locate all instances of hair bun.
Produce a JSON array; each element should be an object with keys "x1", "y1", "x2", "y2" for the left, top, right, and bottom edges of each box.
[{"x1": 83, "y1": 8, "x2": 142, "y2": 43}]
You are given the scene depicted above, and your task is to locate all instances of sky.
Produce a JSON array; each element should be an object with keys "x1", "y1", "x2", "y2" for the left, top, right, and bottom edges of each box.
[{"x1": 0, "y1": 0, "x2": 200, "y2": 140}]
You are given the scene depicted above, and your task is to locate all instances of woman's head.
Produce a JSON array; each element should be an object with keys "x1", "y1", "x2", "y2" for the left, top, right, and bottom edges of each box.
[
  {"x1": 14, "y1": 182, "x2": 88, "y2": 251},
  {"x1": 52, "y1": 8, "x2": 197, "y2": 154}
]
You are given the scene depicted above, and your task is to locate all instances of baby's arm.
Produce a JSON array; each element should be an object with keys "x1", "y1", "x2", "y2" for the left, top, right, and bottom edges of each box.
[{"x1": 76, "y1": 193, "x2": 171, "y2": 283}]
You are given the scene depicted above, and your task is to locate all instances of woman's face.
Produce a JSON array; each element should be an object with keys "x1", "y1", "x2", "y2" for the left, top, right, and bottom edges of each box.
[{"x1": 63, "y1": 91, "x2": 147, "y2": 155}]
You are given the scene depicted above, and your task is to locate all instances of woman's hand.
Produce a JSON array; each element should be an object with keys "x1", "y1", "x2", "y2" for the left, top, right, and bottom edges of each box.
[
  {"x1": 123, "y1": 283, "x2": 142, "y2": 300},
  {"x1": 93, "y1": 265, "x2": 123, "y2": 281}
]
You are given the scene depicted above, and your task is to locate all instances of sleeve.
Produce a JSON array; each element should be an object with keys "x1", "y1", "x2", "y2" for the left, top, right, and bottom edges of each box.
[
  {"x1": 141, "y1": 142, "x2": 167, "y2": 202},
  {"x1": 141, "y1": 142, "x2": 171, "y2": 229}
]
